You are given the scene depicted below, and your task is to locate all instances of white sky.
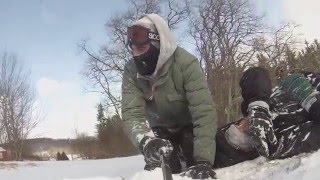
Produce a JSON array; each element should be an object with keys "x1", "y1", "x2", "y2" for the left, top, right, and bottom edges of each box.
[
  {"x1": 34, "y1": 78, "x2": 100, "y2": 138},
  {"x1": 0, "y1": 0, "x2": 126, "y2": 139},
  {"x1": 0, "y1": 0, "x2": 320, "y2": 139},
  {"x1": 283, "y1": 0, "x2": 320, "y2": 41}
]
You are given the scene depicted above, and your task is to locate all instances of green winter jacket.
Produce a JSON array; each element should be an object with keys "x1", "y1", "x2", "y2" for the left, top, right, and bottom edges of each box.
[{"x1": 121, "y1": 14, "x2": 218, "y2": 164}]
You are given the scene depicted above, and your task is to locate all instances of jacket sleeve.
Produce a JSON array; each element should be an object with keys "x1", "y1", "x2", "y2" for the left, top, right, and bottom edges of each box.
[
  {"x1": 301, "y1": 71, "x2": 320, "y2": 91},
  {"x1": 121, "y1": 64, "x2": 153, "y2": 148},
  {"x1": 182, "y1": 58, "x2": 218, "y2": 165}
]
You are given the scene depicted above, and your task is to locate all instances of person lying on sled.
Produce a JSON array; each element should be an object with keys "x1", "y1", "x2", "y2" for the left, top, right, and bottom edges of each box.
[{"x1": 213, "y1": 67, "x2": 320, "y2": 168}]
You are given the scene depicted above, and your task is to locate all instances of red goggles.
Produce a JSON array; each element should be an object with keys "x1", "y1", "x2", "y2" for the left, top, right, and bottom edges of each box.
[{"x1": 127, "y1": 25, "x2": 160, "y2": 46}]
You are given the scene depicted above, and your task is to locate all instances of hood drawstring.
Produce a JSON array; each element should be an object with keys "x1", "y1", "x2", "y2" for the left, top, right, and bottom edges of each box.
[{"x1": 148, "y1": 83, "x2": 156, "y2": 101}]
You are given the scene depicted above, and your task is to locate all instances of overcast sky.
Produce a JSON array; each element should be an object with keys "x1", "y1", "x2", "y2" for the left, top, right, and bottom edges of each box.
[{"x1": 0, "y1": 0, "x2": 319, "y2": 139}]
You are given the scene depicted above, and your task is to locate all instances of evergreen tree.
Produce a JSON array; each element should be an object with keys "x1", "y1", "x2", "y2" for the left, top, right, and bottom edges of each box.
[
  {"x1": 97, "y1": 103, "x2": 107, "y2": 125},
  {"x1": 297, "y1": 40, "x2": 320, "y2": 72},
  {"x1": 96, "y1": 103, "x2": 108, "y2": 143},
  {"x1": 56, "y1": 152, "x2": 61, "y2": 160},
  {"x1": 95, "y1": 103, "x2": 138, "y2": 158},
  {"x1": 61, "y1": 151, "x2": 69, "y2": 160}
]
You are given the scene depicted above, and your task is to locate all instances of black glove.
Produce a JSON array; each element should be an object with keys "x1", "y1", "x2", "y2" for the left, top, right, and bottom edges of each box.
[
  {"x1": 247, "y1": 102, "x2": 278, "y2": 157},
  {"x1": 180, "y1": 162, "x2": 216, "y2": 179},
  {"x1": 139, "y1": 136, "x2": 173, "y2": 168}
]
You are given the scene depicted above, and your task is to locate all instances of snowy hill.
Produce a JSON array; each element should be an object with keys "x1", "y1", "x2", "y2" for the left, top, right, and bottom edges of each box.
[{"x1": 0, "y1": 150, "x2": 320, "y2": 180}]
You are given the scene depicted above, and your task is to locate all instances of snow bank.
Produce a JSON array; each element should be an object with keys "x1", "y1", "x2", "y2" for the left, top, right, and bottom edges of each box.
[{"x1": 0, "y1": 150, "x2": 320, "y2": 180}]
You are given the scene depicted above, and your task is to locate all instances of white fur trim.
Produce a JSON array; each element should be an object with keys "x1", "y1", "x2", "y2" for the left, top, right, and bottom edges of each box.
[{"x1": 248, "y1": 101, "x2": 270, "y2": 110}]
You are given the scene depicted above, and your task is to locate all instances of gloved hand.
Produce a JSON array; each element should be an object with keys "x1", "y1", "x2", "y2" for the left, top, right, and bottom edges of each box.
[
  {"x1": 180, "y1": 162, "x2": 216, "y2": 179},
  {"x1": 139, "y1": 136, "x2": 173, "y2": 168},
  {"x1": 279, "y1": 73, "x2": 315, "y2": 102},
  {"x1": 247, "y1": 101, "x2": 278, "y2": 157}
]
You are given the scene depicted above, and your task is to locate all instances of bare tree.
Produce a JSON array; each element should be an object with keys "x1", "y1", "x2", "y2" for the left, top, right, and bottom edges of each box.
[
  {"x1": 79, "y1": 0, "x2": 189, "y2": 116},
  {"x1": 255, "y1": 23, "x2": 301, "y2": 82},
  {"x1": 0, "y1": 52, "x2": 40, "y2": 160},
  {"x1": 188, "y1": 0, "x2": 264, "y2": 125}
]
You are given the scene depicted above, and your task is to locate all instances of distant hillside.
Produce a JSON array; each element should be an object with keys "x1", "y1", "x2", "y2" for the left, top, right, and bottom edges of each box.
[
  {"x1": 1, "y1": 138, "x2": 75, "y2": 155},
  {"x1": 1, "y1": 137, "x2": 138, "y2": 160},
  {"x1": 24, "y1": 138, "x2": 74, "y2": 153}
]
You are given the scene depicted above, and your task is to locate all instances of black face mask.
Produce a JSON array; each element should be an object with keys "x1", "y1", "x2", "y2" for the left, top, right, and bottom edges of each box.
[{"x1": 133, "y1": 44, "x2": 160, "y2": 75}]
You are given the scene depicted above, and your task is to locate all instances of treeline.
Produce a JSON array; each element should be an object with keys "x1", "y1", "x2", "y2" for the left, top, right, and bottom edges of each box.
[
  {"x1": 259, "y1": 40, "x2": 320, "y2": 83},
  {"x1": 72, "y1": 103, "x2": 138, "y2": 159},
  {"x1": 95, "y1": 104, "x2": 138, "y2": 157}
]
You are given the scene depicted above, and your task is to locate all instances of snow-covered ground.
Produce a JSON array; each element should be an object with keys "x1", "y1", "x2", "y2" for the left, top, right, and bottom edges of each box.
[{"x1": 0, "y1": 150, "x2": 320, "y2": 180}]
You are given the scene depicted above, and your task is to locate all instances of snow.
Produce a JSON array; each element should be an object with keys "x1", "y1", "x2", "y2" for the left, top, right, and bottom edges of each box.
[{"x1": 1, "y1": 150, "x2": 320, "y2": 180}]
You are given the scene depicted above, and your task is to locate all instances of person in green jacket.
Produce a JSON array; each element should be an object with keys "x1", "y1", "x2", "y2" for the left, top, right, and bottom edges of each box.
[{"x1": 121, "y1": 13, "x2": 218, "y2": 179}]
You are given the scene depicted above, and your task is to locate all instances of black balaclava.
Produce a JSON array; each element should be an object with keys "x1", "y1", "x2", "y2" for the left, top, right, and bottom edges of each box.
[
  {"x1": 133, "y1": 44, "x2": 160, "y2": 75},
  {"x1": 130, "y1": 15, "x2": 160, "y2": 76}
]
